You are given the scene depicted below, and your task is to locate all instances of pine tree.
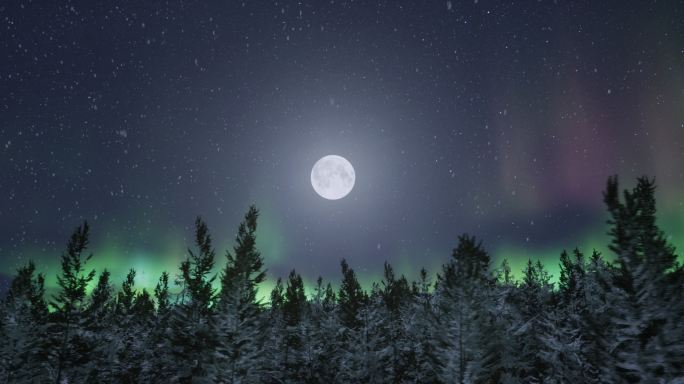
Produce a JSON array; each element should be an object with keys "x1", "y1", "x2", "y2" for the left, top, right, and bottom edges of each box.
[
  {"x1": 262, "y1": 278, "x2": 286, "y2": 383},
  {"x1": 49, "y1": 221, "x2": 97, "y2": 384},
  {"x1": 88, "y1": 269, "x2": 113, "y2": 317},
  {"x1": 105, "y1": 269, "x2": 159, "y2": 383},
  {"x1": 510, "y1": 259, "x2": 553, "y2": 383},
  {"x1": 0, "y1": 261, "x2": 50, "y2": 382},
  {"x1": 116, "y1": 268, "x2": 137, "y2": 315},
  {"x1": 435, "y1": 234, "x2": 493, "y2": 383},
  {"x1": 338, "y1": 285, "x2": 384, "y2": 384},
  {"x1": 142, "y1": 272, "x2": 174, "y2": 383},
  {"x1": 215, "y1": 205, "x2": 266, "y2": 383},
  {"x1": 337, "y1": 259, "x2": 365, "y2": 330},
  {"x1": 602, "y1": 176, "x2": 682, "y2": 382},
  {"x1": 377, "y1": 262, "x2": 416, "y2": 383},
  {"x1": 281, "y1": 270, "x2": 309, "y2": 382},
  {"x1": 154, "y1": 271, "x2": 171, "y2": 314},
  {"x1": 539, "y1": 250, "x2": 592, "y2": 383},
  {"x1": 168, "y1": 216, "x2": 219, "y2": 383},
  {"x1": 472, "y1": 259, "x2": 519, "y2": 384},
  {"x1": 83, "y1": 269, "x2": 116, "y2": 382},
  {"x1": 403, "y1": 268, "x2": 441, "y2": 383},
  {"x1": 581, "y1": 250, "x2": 615, "y2": 382},
  {"x1": 307, "y1": 277, "x2": 339, "y2": 383}
]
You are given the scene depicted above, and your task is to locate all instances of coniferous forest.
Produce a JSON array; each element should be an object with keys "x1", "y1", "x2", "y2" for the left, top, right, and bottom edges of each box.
[{"x1": 1, "y1": 176, "x2": 683, "y2": 384}]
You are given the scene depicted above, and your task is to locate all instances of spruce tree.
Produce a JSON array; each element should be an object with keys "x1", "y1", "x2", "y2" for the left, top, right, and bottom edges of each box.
[
  {"x1": 307, "y1": 277, "x2": 339, "y2": 383},
  {"x1": 83, "y1": 269, "x2": 116, "y2": 382},
  {"x1": 0, "y1": 261, "x2": 50, "y2": 382},
  {"x1": 49, "y1": 221, "x2": 97, "y2": 384},
  {"x1": 435, "y1": 234, "x2": 493, "y2": 384},
  {"x1": 378, "y1": 262, "x2": 416, "y2": 382},
  {"x1": 154, "y1": 271, "x2": 171, "y2": 314},
  {"x1": 338, "y1": 259, "x2": 365, "y2": 330},
  {"x1": 116, "y1": 268, "x2": 137, "y2": 315},
  {"x1": 602, "y1": 176, "x2": 682, "y2": 382},
  {"x1": 510, "y1": 259, "x2": 553, "y2": 383},
  {"x1": 404, "y1": 268, "x2": 441, "y2": 383},
  {"x1": 215, "y1": 205, "x2": 266, "y2": 383},
  {"x1": 282, "y1": 270, "x2": 309, "y2": 382},
  {"x1": 112, "y1": 268, "x2": 149, "y2": 383},
  {"x1": 472, "y1": 259, "x2": 519, "y2": 384},
  {"x1": 168, "y1": 216, "x2": 219, "y2": 383},
  {"x1": 144, "y1": 272, "x2": 174, "y2": 383},
  {"x1": 88, "y1": 269, "x2": 113, "y2": 317}
]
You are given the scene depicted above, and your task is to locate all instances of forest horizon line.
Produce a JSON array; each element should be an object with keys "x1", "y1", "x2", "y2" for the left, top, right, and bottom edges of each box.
[
  {"x1": 3, "y1": 175, "x2": 680, "y2": 302},
  {"x1": 1, "y1": 175, "x2": 682, "y2": 383}
]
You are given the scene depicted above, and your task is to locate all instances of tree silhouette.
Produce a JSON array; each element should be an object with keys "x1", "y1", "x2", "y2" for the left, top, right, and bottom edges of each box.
[{"x1": 0, "y1": 177, "x2": 682, "y2": 383}]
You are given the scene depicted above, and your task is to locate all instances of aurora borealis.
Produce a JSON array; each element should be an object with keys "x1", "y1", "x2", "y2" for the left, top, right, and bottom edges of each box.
[{"x1": 1, "y1": 1, "x2": 683, "y2": 298}]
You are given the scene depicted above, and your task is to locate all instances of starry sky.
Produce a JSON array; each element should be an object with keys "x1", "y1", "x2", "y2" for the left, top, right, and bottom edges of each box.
[{"x1": 2, "y1": 1, "x2": 683, "y2": 296}]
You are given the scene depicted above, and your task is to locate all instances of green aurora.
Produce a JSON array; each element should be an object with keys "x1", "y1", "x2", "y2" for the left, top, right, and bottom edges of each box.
[{"x1": 3, "y1": 203, "x2": 682, "y2": 303}]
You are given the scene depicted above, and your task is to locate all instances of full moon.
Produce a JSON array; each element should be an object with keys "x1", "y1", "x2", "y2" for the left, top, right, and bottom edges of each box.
[{"x1": 311, "y1": 155, "x2": 355, "y2": 200}]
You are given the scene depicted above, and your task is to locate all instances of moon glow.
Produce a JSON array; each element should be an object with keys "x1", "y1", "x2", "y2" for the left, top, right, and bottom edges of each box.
[{"x1": 311, "y1": 155, "x2": 355, "y2": 200}]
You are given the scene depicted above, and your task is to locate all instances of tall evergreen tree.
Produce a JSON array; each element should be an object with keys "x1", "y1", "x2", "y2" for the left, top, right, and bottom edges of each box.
[
  {"x1": 116, "y1": 268, "x2": 137, "y2": 315},
  {"x1": 83, "y1": 269, "x2": 116, "y2": 382},
  {"x1": 602, "y1": 176, "x2": 682, "y2": 382},
  {"x1": 282, "y1": 270, "x2": 309, "y2": 382},
  {"x1": 111, "y1": 268, "x2": 151, "y2": 383},
  {"x1": 510, "y1": 259, "x2": 553, "y2": 383},
  {"x1": 0, "y1": 261, "x2": 50, "y2": 382},
  {"x1": 88, "y1": 269, "x2": 113, "y2": 317},
  {"x1": 307, "y1": 277, "x2": 339, "y2": 383},
  {"x1": 168, "y1": 216, "x2": 219, "y2": 383},
  {"x1": 403, "y1": 268, "x2": 441, "y2": 383},
  {"x1": 377, "y1": 262, "x2": 416, "y2": 382},
  {"x1": 337, "y1": 259, "x2": 365, "y2": 330},
  {"x1": 435, "y1": 234, "x2": 493, "y2": 384},
  {"x1": 472, "y1": 259, "x2": 519, "y2": 384},
  {"x1": 49, "y1": 221, "x2": 97, "y2": 384},
  {"x1": 143, "y1": 271, "x2": 174, "y2": 383},
  {"x1": 215, "y1": 205, "x2": 266, "y2": 383},
  {"x1": 154, "y1": 271, "x2": 171, "y2": 314}
]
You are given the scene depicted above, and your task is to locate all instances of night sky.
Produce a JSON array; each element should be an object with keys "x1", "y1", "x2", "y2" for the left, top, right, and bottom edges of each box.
[{"x1": 2, "y1": 1, "x2": 683, "y2": 296}]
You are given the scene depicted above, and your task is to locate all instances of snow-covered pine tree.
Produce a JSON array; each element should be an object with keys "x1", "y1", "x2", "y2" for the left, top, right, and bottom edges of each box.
[
  {"x1": 434, "y1": 234, "x2": 494, "y2": 384},
  {"x1": 337, "y1": 259, "x2": 365, "y2": 331},
  {"x1": 509, "y1": 259, "x2": 553, "y2": 383},
  {"x1": 214, "y1": 205, "x2": 266, "y2": 383},
  {"x1": 340, "y1": 284, "x2": 385, "y2": 384},
  {"x1": 261, "y1": 278, "x2": 286, "y2": 383},
  {"x1": 538, "y1": 250, "x2": 587, "y2": 383},
  {"x1": 576, "y1": 250, "x2": 615, "y2": 383},
  {"x1": 80, "y1": 269, "x2": 117, "y2": 382},
  {"x1": 335, "y1": 259, "x2": 374, "y2": 383},
  {"x1": 376, "y1": 262, "x2": 417, "y2": 383},
  {"x1": 401, "y1": 268, "x2": 441, "y2": 383},
  {"x1": 141, "y1": 271, "x2": 176, "y2": 383},
  {"x1": 602, "y1": 176, "x2": 682, "y2": 382},
  {"x1": 305, "y1": 277, "x2": 339, "y2": 383},
  {"x1": 110, "y1": 269, "x2": 157, "y2": 383},
  {"x1": 281, "y1": 269, "x2": 309, "y2": 383},
  {"x1": 0, "y1": 261, "x2": 50, "y2": 382},
  {"x1": 88, "y1": 269, "x2": 113, "y2": 318},
  {"x1": 48, "y1": 221, "x2": 98, "y2": 384},
  {"x1": 167, "y1": 216, "x2": 219, "y2": 383},
  {"x1": 472, "y1": 259, "x2": 520, "y2": 384}
]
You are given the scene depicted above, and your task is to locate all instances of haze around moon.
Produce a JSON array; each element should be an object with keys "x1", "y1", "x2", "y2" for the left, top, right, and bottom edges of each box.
[{"x1": 311, "y1": 155, "x2": 355, "y2": 200}]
